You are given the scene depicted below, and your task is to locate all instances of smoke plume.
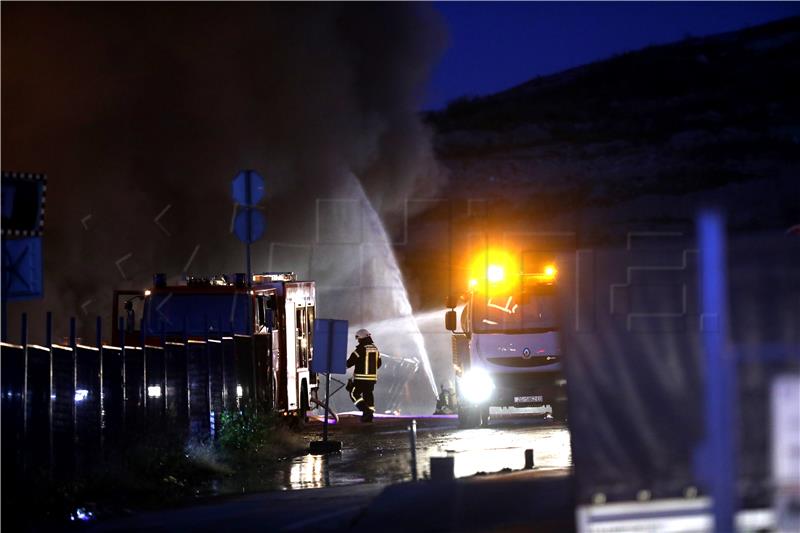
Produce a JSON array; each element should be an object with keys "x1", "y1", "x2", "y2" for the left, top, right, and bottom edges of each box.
[{"x1": 2, "y1": 3, "x2": 446, "y2": 341}]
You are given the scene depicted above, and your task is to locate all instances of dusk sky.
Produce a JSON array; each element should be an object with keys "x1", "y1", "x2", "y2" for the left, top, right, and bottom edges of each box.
[{"x1": 426, "y1": 1, "x2": 800, "y2": 110}]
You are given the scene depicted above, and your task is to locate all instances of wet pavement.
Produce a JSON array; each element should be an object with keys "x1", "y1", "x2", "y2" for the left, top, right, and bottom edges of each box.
[
  {"x1": 274, "y1": 410, "x2": 571, "y2": 490},
  {"x1": 91, "y1": 411, "x2": 573, "y2": 532}
]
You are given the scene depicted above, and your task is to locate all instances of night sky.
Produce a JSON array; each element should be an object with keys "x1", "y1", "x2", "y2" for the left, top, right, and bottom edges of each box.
[{"x1": 426, "y1": 1, "x2": 800, "y2": 109}]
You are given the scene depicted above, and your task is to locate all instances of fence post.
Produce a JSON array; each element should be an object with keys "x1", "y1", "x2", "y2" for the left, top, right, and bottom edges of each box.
[
  {"x1": 164, "y1": 319, "x2": 169, "y2": 418},
  {"x1": 45, "y1": 311, "x2": 52, "y2": 348},
  {"x1": 20, "y1": 312, "x2": 28, "y2": 347},
  {"x1": 96, "y1": 316, "x2": 104, "y2": 450},
  {"x1": 95, "y1": 316, "x2": 102, "y2": 350},
  {"x1": 203, "y1": 315, "x2": 211, "y2": 440},
  {"x1": 184, "y1": 316, "x2": 193, "y2": 429},
  {"x1": 162, "y1": 317, "x2": 167, "y2": 415},
  {"x1": 20, "y1": 312, "x2": 28, "y2": 460},
  {"x1": 140, "y1": 318, "x2": 147, "y2": 418},
  {"x1": 46, "y1": 311, "x2": 53, "y2": 477},
  {"x1": 69, "y1": 317, "x2": 77, "y2": 451},
  {"x1": 699, "y1": 211, "x2": 736, "y2": 533},
  {"x1": 69, "y1": 317, "x2": 76, "y2": 348},
  {"x1": 1, "y1": 295, "x2": 6, "y2": 342},
  {"x1": 119, "y1": 317, "x2": 126, "y2": 431}
]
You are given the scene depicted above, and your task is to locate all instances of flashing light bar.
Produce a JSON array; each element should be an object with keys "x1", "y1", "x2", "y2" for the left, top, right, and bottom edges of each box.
[{"x1": 253, "y1": 272, "x2": 297, "y2": 283}]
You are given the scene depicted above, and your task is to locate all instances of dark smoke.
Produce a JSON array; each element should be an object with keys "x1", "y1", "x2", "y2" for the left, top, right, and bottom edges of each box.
[{"x1": 2, "y1": 3, "x2": 446, "y2": 340}]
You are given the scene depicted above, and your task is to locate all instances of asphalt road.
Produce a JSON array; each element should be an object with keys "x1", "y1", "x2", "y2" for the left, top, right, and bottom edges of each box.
[
  {"x1": 292, "y1": 410, "x2": 571, "y2": 487},
  {"x1": 90, "y1": 412, "x2": 572, "y2": 532}
]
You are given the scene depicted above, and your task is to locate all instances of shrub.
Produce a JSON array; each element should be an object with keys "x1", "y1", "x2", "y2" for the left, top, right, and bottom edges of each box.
[{"x1": 217, "y1": 409, "x2": 306, "y2": 462}]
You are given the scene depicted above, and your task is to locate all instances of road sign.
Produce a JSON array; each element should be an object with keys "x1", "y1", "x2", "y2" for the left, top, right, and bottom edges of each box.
[
  {"x1": 231, "y1": 170, "x2": 264, "y2": 206},
  {"x1": 2, "y1": 237, "x2": 43, "y2": 301},
  {"x1": 310, "y1": 318, "x2": 348, "y2": 455},
  {"x1": 1, "y1": 172, "x2": 47, "y2": 237},
  {"x1": 233, "y1": 208, "x2": 265, "y2": 244},
  {"x1": 230, "y1": 169, "x2": 265, "y2": 324},
  {"x1": 312, "y1": 319, "x2": 349, "y2": 374}
]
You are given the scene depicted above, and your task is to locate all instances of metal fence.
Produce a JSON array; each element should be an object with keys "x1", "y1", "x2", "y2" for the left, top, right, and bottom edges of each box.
[
  {"x1": 561, "y1": 227, "x2": 800, "y2": 511},
  {"x1": 1, "y1": 313, "x2": 266, "y2": 480}
]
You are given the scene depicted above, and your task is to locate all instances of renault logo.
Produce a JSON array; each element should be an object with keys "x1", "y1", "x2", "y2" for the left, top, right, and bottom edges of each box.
[{"x1": 522, "y1": 347, "x2": 532, "y2": 359}]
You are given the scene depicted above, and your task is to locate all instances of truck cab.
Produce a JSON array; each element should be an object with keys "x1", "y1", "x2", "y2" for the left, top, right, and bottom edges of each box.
[
  {"x1": 446, "y1": 250, "x2": 567, "y2": 427},
  {"x1": 112, "y1": 272, "x2": 317, "y2": 416}
]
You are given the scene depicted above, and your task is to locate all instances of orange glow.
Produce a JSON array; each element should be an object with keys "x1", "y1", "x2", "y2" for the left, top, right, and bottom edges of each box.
[
  {"x1": 468, "y1": 248, "x2": 517, "y2": 293},
  {"x1": 487, "y1": 265, "x2": 505, "y2": 283},
  {"x1": 523, "y1": 263, "x2": 559, "y2": 285}
]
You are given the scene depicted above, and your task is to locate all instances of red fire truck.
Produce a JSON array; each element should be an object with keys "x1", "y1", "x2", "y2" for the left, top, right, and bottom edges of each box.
[{"x1": 112, "y1": 272, "x2": 317, "y2": 416}]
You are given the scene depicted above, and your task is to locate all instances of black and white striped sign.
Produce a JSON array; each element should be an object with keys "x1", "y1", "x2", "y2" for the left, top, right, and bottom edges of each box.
[{"x1": 1, "y1": 171, "x2": 47, "y2": 237}]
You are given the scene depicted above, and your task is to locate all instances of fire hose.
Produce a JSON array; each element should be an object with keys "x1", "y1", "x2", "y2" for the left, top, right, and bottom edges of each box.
[{"x1": 310, "y1": 396, "x2": 339, "y2": 424}]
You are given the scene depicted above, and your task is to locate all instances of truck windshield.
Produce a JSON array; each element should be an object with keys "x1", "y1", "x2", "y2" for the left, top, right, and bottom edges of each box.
[{"x1": 471, "y1": 285, "x2": 558, "y2": 334}]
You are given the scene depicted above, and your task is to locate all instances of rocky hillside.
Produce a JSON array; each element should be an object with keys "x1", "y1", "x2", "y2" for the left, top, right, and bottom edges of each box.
[{"x1": 425, "y1": 16, "x2": 800, "y2": 240}]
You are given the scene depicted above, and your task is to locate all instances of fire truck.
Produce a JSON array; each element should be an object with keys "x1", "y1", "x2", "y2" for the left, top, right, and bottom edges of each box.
[
  {"x1": 445, "y1": 249, "x2": 567, "y2": 427},
  {"x1": 112, "y1": 272, "x2": 316, "y2": 416}
]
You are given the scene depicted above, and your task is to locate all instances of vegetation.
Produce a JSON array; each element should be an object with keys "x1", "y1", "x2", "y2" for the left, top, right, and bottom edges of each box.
[
  {"x1": 3, "y1": 409, "x2": 307, "y2": 530},
  {"x1": 217, "y1": 409, "x2": 307, "y2": 462}
]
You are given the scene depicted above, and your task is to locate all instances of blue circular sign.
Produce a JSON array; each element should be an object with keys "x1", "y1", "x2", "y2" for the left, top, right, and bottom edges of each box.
[
  {"x1": 234, "y1": 209, "x2": 265, "y2": 244},
  {"x1": 231, "y1": 170, "x2": 265, "y2": 205}
]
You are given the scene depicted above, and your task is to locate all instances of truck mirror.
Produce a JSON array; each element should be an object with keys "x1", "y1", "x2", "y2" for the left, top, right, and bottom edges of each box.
[
  {"x1": 445, "y1": 295, "x2": 457, "y2": 309},
  {"x1": 445, "y1": 310, "x2": 457, "y2": 332}
]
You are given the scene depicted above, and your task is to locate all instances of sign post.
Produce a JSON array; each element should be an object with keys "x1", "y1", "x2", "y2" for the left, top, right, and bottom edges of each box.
[
  {"x1": 698, "y1": 211, "x2": 735, "y2": 533},
  {"x1": 231, "y1": 169, "x2": 265, "y2": 335},
  {"x1": 310, "y1": 318, "x2": 348, "y2": 454},
  {"x1": 1, "y1": 171, "x2": 47, "y2": 341}
]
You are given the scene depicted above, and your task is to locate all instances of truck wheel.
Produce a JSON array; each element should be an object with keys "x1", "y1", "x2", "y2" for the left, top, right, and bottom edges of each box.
[
  {"x1": 300, "y1": 381, "x2": 309, "y2": 423},
  {"x1": 551, "y1": 400, "x2": 568, "y2": 423},
  {"x1": 458, "y1": 405, "x2": 479, "y2": 429},
  {"x1": 479, "y1": 404, "x2": 491, "y2": 427}
]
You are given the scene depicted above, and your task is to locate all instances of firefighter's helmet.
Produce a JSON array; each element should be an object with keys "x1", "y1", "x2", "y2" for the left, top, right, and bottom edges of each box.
[{"x1": 355, "y1": 328, "x2": 371, "y2": 340}]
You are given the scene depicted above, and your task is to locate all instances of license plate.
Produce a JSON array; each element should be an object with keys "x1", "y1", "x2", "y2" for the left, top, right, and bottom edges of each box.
[{"x1": 514, "y1": 395, "x2": 543, "y2": 404}]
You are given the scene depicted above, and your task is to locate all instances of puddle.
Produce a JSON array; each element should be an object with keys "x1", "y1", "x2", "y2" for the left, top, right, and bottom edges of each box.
[{"x1": 202, "y1": 417, "x2": 572, "y2": 496}]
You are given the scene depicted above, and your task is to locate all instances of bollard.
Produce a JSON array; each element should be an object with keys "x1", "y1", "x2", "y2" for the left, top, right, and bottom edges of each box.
[
  {"x1": 408, "y1": 419, "x2": 418, "y2": 481},
  {"x1": 524, "y1": 448, "x2": 535, "y2": 469},
  {"x1": 430, "y1": 456, "x2": 455, "y2": 482}
]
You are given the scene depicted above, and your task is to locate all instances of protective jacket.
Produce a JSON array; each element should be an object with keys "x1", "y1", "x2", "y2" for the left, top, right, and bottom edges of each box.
[{"x1": 347, "y1": 339, "x2": 382, "y2": 381}]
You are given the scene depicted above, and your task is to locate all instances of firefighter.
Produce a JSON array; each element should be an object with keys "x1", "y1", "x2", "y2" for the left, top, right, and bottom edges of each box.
[{"x1": 347, "y1": 328, "x2": 381, "y2": 422}]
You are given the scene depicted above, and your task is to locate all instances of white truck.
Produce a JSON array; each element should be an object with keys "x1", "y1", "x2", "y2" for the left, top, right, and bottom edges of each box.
[{"x1": 445, "y1": 251, "x2": 567, "y2": 427}]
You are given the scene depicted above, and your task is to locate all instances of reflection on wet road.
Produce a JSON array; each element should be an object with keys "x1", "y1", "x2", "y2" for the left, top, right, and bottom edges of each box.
[
  {"x1": 280, "y1": 412, "x2": 571, "y2": 491},
  {"x1": 95, "y1": 414, "x2": 571, "y2": 531}
]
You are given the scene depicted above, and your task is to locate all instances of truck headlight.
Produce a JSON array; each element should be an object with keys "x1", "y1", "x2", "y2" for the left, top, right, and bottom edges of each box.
[{"x1": 460, "y1": 368, "x2": 494, "y2": 405}]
